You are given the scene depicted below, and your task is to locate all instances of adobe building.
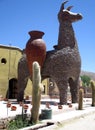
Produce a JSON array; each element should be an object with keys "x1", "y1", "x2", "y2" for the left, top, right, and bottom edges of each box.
[
  {"x1": 0, "y1": 45, "x2": 49, "y2": 99},
  {"x1": 0, "y1": 45, "x2": 22, "y2": 98}
]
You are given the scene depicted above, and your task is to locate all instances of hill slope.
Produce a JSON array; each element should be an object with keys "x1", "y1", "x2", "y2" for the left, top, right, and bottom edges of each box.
[{"x1": 81, "y1": 71, "x2": 95, "y2": 80}]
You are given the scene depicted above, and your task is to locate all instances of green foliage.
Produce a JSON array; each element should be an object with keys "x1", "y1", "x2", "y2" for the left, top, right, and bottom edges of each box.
[
  {"x1": 7, "y1": 115, "x2": 31, "y2": 130},
  {"x1": 78, "y1": 89, "x2": 84, "y2": 110},
  {"x1": 81, "y1": 75, "x2": 91, "y2": 87},
  {"x1": 7, "y1": 120, "x2": 18, "y2": 130}
]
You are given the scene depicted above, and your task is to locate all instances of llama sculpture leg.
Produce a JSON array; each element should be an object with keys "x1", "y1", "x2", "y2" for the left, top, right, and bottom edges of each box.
[
  {"x1": 56, "y1": 80, "x2": 68, "y2": 105},
  {"x1": 17, "y1": 79, "x2": 28, "y2": 102},
  {"x1": 17, "y1": 54, "x2": 29, "y2": 102},
  {"x1": 69, "y1": 77, "x2": 79, "y2": 103}
]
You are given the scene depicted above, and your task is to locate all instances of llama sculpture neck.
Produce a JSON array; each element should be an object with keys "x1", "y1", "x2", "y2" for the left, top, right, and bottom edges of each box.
[{"x1": 58, "y1": 21, "x2": 75, "y2": 49}]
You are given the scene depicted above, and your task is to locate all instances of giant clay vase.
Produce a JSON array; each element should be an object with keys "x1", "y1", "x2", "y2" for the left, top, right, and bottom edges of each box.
[{"x1": 25, "y1": 30, "x2": 46, "y2": 76}]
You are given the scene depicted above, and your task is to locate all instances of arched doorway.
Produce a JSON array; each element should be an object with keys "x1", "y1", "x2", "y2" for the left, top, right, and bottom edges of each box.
[{"x1": 6, "y1": 78, "x2": 18, "y2": 99}]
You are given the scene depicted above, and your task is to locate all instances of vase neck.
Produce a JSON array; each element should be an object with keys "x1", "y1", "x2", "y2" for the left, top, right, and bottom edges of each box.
[{"x1": 29, "y1": 30, "x2": 44, "y2": 39}]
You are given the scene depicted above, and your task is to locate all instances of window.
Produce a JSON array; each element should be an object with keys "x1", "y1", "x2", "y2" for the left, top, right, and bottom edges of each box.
[{"x1": 1, "y1": 58, "x2": 7, "y2": 64}]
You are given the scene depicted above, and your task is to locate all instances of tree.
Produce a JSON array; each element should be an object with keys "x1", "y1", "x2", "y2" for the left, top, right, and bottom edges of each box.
[
  {"x1": 80, "y1": 75, "x2": 91, "y2": 87},
  {"x1": 80, "y1": 75, "x2": 91, "y2": 96}
]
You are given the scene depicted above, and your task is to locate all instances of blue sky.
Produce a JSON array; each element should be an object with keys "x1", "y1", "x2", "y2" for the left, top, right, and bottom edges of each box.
[{"x1": 0, "y1": 0, "x2": 95, "y2": 72}]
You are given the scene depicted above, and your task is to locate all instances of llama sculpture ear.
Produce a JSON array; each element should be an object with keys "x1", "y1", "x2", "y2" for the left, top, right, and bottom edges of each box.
[
  {"x1": 60, "y1": 1, "x2": 68, "y2": 11},
  {"x1": 66, "y1": 6, "x2": 73, "y2": 11}
]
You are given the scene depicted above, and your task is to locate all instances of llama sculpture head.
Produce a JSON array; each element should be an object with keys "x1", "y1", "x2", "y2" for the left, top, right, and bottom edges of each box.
[
  {"x1": 56, "y1": 1, "x2": 83, "y2": 49},
  {"x1": 58, "y1": 1, "x2": 83, "y2": 23}
]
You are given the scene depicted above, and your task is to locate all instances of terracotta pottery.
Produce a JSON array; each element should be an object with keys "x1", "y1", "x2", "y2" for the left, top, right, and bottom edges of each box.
[
  {"x1": 19, "y1": 101, "x2": 23, "y2": 106},
  {"x1": 25, "y1": 95, "x2": 29, "y2": 100},
  {"x1": 7, "y1": 102, "x2": 11, "y2": 108},
  {"x1": 58, "y1": 105, "x2": 63, "y2": 109},
  {"x1": 25, "y1": 30, "x2": 46, "y2": 76},
  {"x1": 68, "y1": 103, "x2": 72, "y2": 108},
  {"x1": 45, "y1": 102, "x2": 50, "y2": 109},
  {"x1": 4, "y1": 98, "x2": 8, "y2": 101},
  {"x1": 11, "y1": 106, "x2": 17, "y2": 111},
  {"x1": 23, "y1": 104, "x2": 29, "y2": 110}
]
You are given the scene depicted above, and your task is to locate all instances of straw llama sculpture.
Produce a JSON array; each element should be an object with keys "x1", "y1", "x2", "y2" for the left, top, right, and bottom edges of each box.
[{"x1": 17, "y1": 1, "x2": 82, "y2": 105}]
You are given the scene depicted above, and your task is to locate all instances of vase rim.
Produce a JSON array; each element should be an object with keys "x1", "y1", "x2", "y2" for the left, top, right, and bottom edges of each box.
[{"x1": 28, "y1": 30, "x2": 44, "y2": 37}]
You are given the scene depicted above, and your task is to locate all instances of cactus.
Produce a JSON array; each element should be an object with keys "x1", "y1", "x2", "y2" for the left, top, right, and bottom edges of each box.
[
  {"x1": 90, "y1": 80, "x2": 95, "y2": 106},
  {"x1": 78, "y1": 89, "x2": 84, "y2": 110},
  {"x1": 30, "y1": 61, "x2": 43, "y2": 124}
]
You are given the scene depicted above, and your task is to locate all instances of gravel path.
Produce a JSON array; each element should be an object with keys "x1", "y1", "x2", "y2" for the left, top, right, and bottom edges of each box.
[{"x1": 57, "y1": 112, "x2": 95, "y2": 130}]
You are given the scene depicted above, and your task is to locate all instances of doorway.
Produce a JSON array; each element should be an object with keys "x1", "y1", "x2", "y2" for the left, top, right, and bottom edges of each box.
[{"x1": 6, "y1": 78, "x2": 18, "y2": 99}]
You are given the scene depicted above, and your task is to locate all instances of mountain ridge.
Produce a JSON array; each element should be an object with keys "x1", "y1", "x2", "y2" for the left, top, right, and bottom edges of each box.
[{"x1": 81, "y1": 70, "x2": 95, "y2": 80}]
